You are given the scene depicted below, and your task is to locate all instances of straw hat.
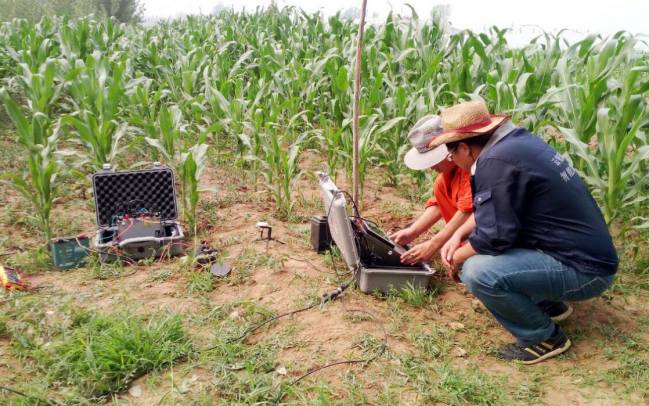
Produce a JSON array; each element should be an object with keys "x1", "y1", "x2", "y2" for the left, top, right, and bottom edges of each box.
[
  {"x1": 403, "y1": 114, "x2": 449, "y2": 170},
  {"x1": 429, "y1": 100, "x2": 510, "y2": 147}
]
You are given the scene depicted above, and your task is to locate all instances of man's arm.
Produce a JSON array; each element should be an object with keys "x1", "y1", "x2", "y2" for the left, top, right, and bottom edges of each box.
[
  {"x1": 451, "y1": 213, "x2": 476, "y2": 241},
  {"x1": 440, "y1": 214, "x2": 475, "y2": 271},
  {"x1": 389, "y1": 205, "x2": 442, "y2": 246},
  {"x1": 400, "y1": 210, "x2": 471, "y2": 265}
]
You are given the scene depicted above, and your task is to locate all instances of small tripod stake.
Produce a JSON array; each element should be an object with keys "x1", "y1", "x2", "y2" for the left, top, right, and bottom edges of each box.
[{"x1": 255, "y1": 221, "x2": 284, "y2": 249}]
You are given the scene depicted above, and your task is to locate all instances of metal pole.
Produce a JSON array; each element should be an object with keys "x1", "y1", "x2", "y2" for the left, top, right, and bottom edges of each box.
[{"x1": 352, "y1": 0, "x2": 368, "y2": 205}]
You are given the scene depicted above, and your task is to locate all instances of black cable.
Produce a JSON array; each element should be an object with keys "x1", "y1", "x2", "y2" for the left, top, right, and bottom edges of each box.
[
  {"x1": 200, "y1": 302, "x2": 320, "y2": 353},
  {"x1": 283, "y1": 254, "x2": 342, "y2": 276},
  {"x1": 339, "y1": 190, "x2": 361, "y2": 218},
  {"x1": 74, "y1": 237, "x2": 141, "y2": 272},
  {"x1": 0, "y1": 385, "x2": 61, "y2": 406},
  {"x1": 226, "y1": 302, "x2": 319, "y2": 343},
  {"x1": 294, "y1": 305, "x2": 387, "y2": 384},
  {"x1": 272, "y1": 307, "x2": 388, "y2": 403}
]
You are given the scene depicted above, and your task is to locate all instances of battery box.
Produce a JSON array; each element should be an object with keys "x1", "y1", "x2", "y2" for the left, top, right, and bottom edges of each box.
[
  {"x1": 317, "y1": 172, "x2": 435, "y2": 293},
  {"x1": 92, "y1": 164, "x2": 185, "y2": 262},
  {"x1": 50, "y1": 235, "x2": 90, "y2": 270},
  {"x1": 310, "y1": 215, "x2": 333, "y2": 253}
]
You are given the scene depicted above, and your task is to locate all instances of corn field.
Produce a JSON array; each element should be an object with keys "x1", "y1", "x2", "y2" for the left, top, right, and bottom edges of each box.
[{"x1": 0, "y1": 7, "x2": 648, "y2": 238}]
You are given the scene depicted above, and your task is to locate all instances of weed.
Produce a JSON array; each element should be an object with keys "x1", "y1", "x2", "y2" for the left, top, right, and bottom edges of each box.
[
  {"x1": 7, "y1": 246, "x2": 51, "y2": 273},
  {"x1": 31, "y1": 311, "x2": 192, "y2": 399},
  {"x1": 85, "y1": 253, "x2": 130, "y2": 280},
  {"x1": 230, "y1": 246, "x2": 285, "y2": 285},
  {"x1": 409, "y1": 325, "x2": 454, "y2": 360},
  {"x1": 379, "y1": 199, "x2": 417, "y2": 222},
  {"x1": 0, "y1": 318, "x2": 7, "y2": 338},
  {"x1": 399, "y1": 282, "x2": 439, "y2": 307},
  {"x1": 150, "y1": 266, "x2": 178, "y2": 283},
  {"x1": 433, "y1": 363, "x2": 506, "y2": 405},
  {"x1": 186, "y1": 271, "x2": 215, "y2": 295}
]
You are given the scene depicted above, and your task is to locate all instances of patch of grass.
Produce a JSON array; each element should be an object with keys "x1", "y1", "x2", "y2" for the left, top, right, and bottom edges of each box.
[
  {"x1": 1, "y1": 295, "x2": 192, "y2": 402},
  {"x1": 230, "y1": 246, "x2": 284, "y2": 285},
  {"x1": 215, "y1": 234, "x2": 242, "y2": 248},
  {"x1": 376, "y1": 282, "x2": 440, "y2": 308},
  {"x1": 0, "y1": 133, "x2": 26, "y2": 172},
  {"x1": 379, "y1": 199, "x2": 416, "y2": 222},
  {"x1": 84, "y1": 253, "x2": 131, "y2": 280},
  {"x1": 409, "y1": 325, "x2": 454, "y2": 360},
  {"x1": 0, "y1": 317, "x2": 7, "y2": 338},
  {"x1": 400, "y1": 353, "x2": 508, "y2": 405},
  {"x1": 6, "y1": 246, "x2": 52, "y2": 273},
  {"x1": 512, "y1": 374, "x2": 546, "y2": 405},
  {"x1": 600, "y1": 335, "x2": 649, "y2": 396},
  {"x1": 186, "y1": 270, "x2": 215, "y2": 295},
  {"x1": 197, "y1": 199, "x2": 220, "y2": 230},
  {"x1": 399, "y1": 282, "x2": 440, "y2": 307},
  {"x1": 31, "y1": 311, "x2": 192, "y2": 399},
  {"x1": 149, "y1": 266, "x2": 178, "y2": 283},
  {"x1": 433, "y1": 363, "x2": 507, "y2": 405},
  {"x1": 342, "y1": 371, "x2": 369, "y2": 404},
  {"x1": 195, "y1": 300, "x2": 293, "y2": 403}
]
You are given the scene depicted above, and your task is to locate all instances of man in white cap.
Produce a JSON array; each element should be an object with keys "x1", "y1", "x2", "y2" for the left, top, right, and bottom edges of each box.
[
  {"x1": 389, "y1": 115, "x2": 473, "y2": 265},
  {"x1": 429, "y1": 100, "x2": 618, "y2": 364}
]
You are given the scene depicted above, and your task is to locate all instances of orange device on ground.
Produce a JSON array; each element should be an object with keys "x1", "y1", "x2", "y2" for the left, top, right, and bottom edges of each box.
[{"x1": 0, "y1": 265, "x2": 26, "y2": 291}]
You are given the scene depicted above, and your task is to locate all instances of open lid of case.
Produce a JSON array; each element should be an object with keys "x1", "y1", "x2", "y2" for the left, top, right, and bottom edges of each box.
[
  {"x1": 317, "y1": 172, "x2": 360, "y2": 271},
  {"x1": 92, "y1": 165, "x2": 179, "y2": 227}
]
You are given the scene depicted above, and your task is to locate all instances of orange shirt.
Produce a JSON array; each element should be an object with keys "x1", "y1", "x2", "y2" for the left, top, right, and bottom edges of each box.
[{"x1": 425, "y1": 166, "x2": 473, "y2": 223}]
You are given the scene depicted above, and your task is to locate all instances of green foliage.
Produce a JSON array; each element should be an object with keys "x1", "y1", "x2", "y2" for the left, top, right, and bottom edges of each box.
[
  {"x1": 0, "y1": 0, "x2": 143, "y2": 23},
  {"x1": 0, "y1": 7, "x2": 647, "y2": 235},
  {"x1": 31, "y1": 311, "x2": 191, "y2": 399},
  {"x1": 0, "y1": 59, "x2": 61, "y2": 242},
  {"x1": 1, "y1": 296, "x2": 191, "y2": 402},
  {"x1": 555, "y1": 34, "x2": 649, "y2": 222},
  {"x1": 186, "y1": 270, "x2": 215, "y2": 294},
  {"x1": 179, "y1": 143, "x2": 208, "y2": 234},
  {"x1": 62, "y1": 52, "x2": 129, "y2": 170},
  {"x1": 398, "y1": 282, "x2": 438, "y2": 307}
]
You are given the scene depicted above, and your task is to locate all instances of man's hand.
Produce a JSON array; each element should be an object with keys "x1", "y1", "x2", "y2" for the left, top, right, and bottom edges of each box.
[
  {"x1": 400, "y1": 238, "x2": 442, "y2": 265},
  {"x1": 440, "y1": 234, "x2": 461, "y2": 268},
  {"x1": 389, "y1": 227, "x2": 417, "y2": 246},
  {"x1": 446, "y1": 257, "x2": 461, "y2": 282}
]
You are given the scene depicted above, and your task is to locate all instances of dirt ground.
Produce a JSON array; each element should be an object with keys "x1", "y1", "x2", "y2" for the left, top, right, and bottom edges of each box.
[{"x1": 1, "y1": 153, "x2": 648, "y2": 405}]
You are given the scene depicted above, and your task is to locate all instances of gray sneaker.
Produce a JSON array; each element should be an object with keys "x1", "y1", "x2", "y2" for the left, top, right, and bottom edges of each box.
[{"x1": 497, "y1": 325, "x2": 572, "y2": 365}]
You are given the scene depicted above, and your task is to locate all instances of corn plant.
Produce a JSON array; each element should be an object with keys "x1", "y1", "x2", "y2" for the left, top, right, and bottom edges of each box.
[
  {"x1": 340, "y1": 114, "x2": 381, "y2": 202},
  {"x1": 143, "y1": 103, "x2": 185, "y2": 166},
  {"x1": 61, "y1": 52, "x2": 128, "y2": 170},
  {"x1": 0, "y1": 88, "x2": 60, "y2": 243},
  {"x1": 179, "y1": 143, "x2": 208, "y2": 234},
  {"x1": 561, "y1": 60, "x2": 649, "y2": 223},
  {"x1": 142, "y1": 108, "x2": 209, "y2": 233},
  {"x1": 248, "y1": 129, "x2": 307, "y2": 220},
  {"x1": 552, "y1": 34, "x2": 638, "y2": 144}
]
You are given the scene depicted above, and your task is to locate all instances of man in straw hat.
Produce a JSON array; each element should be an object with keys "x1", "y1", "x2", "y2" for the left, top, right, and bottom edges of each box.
[
  {"x1": 389, "y1": 114, "x2": 473, "y2": 265},
  {"x1": 429, "y1": 100, "x2": 618, "y2": 364}
]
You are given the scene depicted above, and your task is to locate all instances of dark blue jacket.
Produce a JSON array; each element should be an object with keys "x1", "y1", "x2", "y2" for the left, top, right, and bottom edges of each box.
[{"x1": 468, "y1": 128, "x2": 618, "y2": 276}]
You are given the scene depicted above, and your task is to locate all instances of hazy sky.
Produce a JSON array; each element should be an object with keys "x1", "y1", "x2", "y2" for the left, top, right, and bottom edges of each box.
[{"x1": 141, "y1": 0, "x2": 649, "y2": 39}]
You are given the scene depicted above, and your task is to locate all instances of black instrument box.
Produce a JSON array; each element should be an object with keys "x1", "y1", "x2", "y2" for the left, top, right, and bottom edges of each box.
[{"x1": 310, "y1": 216, "x2": 333, "y2": 253}]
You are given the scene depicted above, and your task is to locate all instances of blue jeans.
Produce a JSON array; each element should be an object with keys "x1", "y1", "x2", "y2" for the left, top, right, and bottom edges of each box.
[{"x1": 460, "y1": 248, "x2": 614, "y2": 347}]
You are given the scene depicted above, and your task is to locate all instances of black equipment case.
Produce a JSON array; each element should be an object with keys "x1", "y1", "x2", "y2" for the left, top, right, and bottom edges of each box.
[{"x1": 92, "y1": 164, "x2": 185, "y2": 262}]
